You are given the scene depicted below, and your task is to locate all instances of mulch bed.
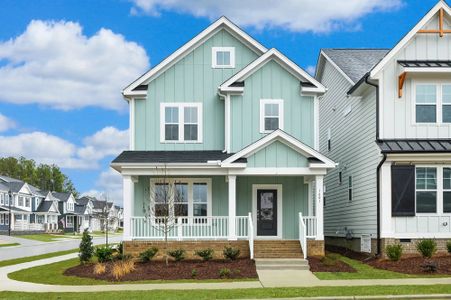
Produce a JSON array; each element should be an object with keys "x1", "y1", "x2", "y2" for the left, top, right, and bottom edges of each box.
[
  {"x1": 325, "y1": 245, "x2": 373, "y2": 261},
  {"x1": 308, "y1": 256, "x2": 356, "y2": 273},
  {"x1": 367, "y1": 255, "x2": 451, "y2": 275},
  {"x1": 64, "y1": 258, "x2": 258, "y2": 281}
]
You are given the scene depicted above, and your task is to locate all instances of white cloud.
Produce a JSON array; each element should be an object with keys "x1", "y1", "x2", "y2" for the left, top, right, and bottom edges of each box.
[
  {"x1": 130, "y1": 0, "x2": 403, "y2": 33},
  {"x1": 0, "y1": 114, "x2": 15, "y2": 132},
  {"x1": 0, "y1": 20, "x2": 149, "y2": 111},
  {"x1": 305, "y1": 65, "x2": 316, "y2": 76},
  {"x1": 0, "y1": 127, "x2": 128, "y2": 169},
  {"x1": 83, "y1": 168, "x2": 123, "y2": 205}
]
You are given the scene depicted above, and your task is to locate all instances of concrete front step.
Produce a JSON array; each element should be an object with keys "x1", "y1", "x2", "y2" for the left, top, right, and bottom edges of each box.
[{"x1": 255, "y1": 258, "x2": 310, "y2": 270}]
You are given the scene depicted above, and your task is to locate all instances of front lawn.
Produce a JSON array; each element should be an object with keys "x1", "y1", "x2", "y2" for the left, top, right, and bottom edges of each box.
[
  {"x1": 0, "y1": 243, "x2": 20, "y2": 247},
  {"x1": 18, "y1": 234, "x2": 67, "y2": 242},
  {"x1": 1, "y1": 285, "x2": 451, "y2": 299},
  {"x1": 312, "y1": 253, "x2": 450, "y2": 280},
  {"x1": 0, "y1": 249, "x2": 78, "y2": 268},
  {"x1": 8, "y1": 258, "x2": 258, "y2": 285}
]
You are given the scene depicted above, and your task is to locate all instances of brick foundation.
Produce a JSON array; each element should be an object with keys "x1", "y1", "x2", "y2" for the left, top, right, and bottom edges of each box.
[
  {"x1": 381, "y1": 238, "x2": 450, "y2": 258},
  {"x1": 124, "y1": 240, "x2": 250, "y2": 260},
  {"x1": 307, "y1": 240, "x2": 325, "y2": 256}
]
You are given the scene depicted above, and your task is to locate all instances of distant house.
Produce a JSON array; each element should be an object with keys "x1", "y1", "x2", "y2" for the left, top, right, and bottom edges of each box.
[
  {"x1": 75, "y1": 197, "x2": 94, "y2": 232},
  {"x1": 31, "y1": 190, "x2": 60, "y2": 232},
  {"x1": 53, "y1": 192, "x2": 78, "y2": 232},
  {"x1": 81, "y1": 196, "x2": 121, "y2": 232}
]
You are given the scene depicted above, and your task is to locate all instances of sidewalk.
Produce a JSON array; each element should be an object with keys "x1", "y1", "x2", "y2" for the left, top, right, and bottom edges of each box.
[{"x1": 0, "y1": 253, "x2": 451, "y2": 292}]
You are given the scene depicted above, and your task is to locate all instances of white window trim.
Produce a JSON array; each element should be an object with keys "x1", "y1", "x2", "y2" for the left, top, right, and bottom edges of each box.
[
  {"x1": 348, "y1": 176, "x2": 353, "y2": 202},
  {"x1": 415, "y1": 165, "x2": 451, "y2": 216},
  {"x1": 0, "y1": 214, "x2": 4, "y2": 225},
  {"x1": 160, "y1": 103, "x2": 203, "y2": 143},
  {"x1": 412, "y1": 80, "x2": 451, "y2": 125},
  {"x1": 149, "y1": 178, "x2": 212, "y2": 221},
  {"x1": 0, "y1": 193, "x2": 4, "y2": 206},
  {"x1": 211, "y1": 47, "x2": 235, "y2": 69},
  {"x1": 259, "y1": 99, "x2": 284, "y2": 134}
]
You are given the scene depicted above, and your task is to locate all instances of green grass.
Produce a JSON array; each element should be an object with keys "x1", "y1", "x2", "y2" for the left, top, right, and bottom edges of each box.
[
  {"x1": 1, "y1": 285, "x2": 451, "y2": 299},
  {"x1": 18, "y1": 234, "x2": 67, "y2": 242},
  {"x1": 0, "y1": 249, "x2": 78, "y2": 268},
  {"x1": 0, "y1": 243, "x2": 20, "y2": 247},
  {"x1": 8, "y1": 258, "x2": 257, "y2": 285},
  {"x1": 314, "y1": 253, "x2": 448, "y2": 280}
]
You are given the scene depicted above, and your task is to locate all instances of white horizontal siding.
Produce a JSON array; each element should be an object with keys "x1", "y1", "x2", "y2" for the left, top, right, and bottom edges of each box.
[{"x1": 319, "y1": 60, "x2": 380, "y2": 238}]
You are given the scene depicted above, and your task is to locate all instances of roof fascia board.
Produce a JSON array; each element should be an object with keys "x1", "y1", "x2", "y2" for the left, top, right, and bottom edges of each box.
[
  {"x1": 319, "y1": 50, "x2": 355, "y2": 85},
  {"x1": 220, "y1": 49, "x2": 326, "y2": 93},
  {"x1": 370, "y1": 1, "x2": 449, "y2": 78},
  {"x1": 123, "y1": 17, "x2": 267, "y2": 96}
]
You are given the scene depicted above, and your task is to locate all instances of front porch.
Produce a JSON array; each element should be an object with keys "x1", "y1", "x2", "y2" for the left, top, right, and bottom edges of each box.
[{"x1": 124, "y1": 175, "x2": 325, "y2": 258}]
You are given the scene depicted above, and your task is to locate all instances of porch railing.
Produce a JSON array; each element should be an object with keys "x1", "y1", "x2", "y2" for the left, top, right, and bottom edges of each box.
[
  {"x1": 303, "y1": 216, "x2": 317, "y2": 238},
  {"x1": 131, "y1": 216, "x2": 250, "y2": 240},
  {"x1": 298, "y1": 212, "x2": 307, "y2": 259}
]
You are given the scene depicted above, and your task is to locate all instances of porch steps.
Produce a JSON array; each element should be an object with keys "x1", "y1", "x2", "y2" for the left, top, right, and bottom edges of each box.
[
  {"x1": 255, "y1": 258, "x2": 309, "y2": 270},
  {"x1": 253, "y1": 240, "x2": 303, "y2": 259}
]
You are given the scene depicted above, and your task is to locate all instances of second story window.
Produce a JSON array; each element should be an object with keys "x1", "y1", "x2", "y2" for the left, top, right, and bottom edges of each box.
[
  {"x1": 212, "y1": 47, "x2": 235, "y2": 68},
  {"x1": 348, "y1": 176, "x2": 353, "y2": 201},
  {"x1": 415, "y1": 83, "x2": 451, "y2": 124},
  {"x1": 18, "y1": 196, "x2": 24, "y2": 206},
  {"x1": 161, "y1": 103, "x2": 202, "y2": 143},
  {"x1": 260, "y1": 99, "x2": 284, "y2": 133},
  {"x1": 327, "y1": 128, "x2": 331, "y2": 151}
]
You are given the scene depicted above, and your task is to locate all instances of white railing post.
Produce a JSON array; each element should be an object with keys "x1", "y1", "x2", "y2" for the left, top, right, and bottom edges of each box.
[
  {"x1": 299, "y1": 212, "x2": 307, "y2": 259},
  {"x1": 248, "y1": 212, "x2": 254, "y2": 259},
  {"x1": 315, "y1": 175, "x2": 324, "y2": 240}
]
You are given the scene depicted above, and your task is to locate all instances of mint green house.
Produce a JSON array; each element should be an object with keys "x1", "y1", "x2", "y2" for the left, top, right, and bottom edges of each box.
[{"x1": 112, "y1": 17, "x2": 335, "y2": 258}]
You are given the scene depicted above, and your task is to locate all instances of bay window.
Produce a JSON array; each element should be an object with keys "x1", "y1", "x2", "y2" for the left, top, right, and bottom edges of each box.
[{"x1": 161, "y1": 103, "x2": 202, "y2": 143}]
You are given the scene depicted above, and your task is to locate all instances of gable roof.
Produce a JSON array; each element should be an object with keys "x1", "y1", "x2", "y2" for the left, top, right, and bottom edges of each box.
[
  {"x1": 76, "y1": 197, "x2": 93, "y2": 206},
  {"x1": 370, "y1": 1, "x2": 451, "y2": 78},
  {"x1": 318, "y1": 49, "x2": 389, "y2": 84},
  {"x1": 220, "y1": 48, "x2": 325, "y2": 94},
  {"x1": 52, "y1": 192, "x2": 72, "y2": 202},
  {"x1": 35, "y1": 200, "x2": 59, "y2": 213},
  {"x1": 122, "y1": 16, "x2": 267, "y2": 98},
  {"x1": 221, "y1": 129, "x2": 336, "y2": 168}
]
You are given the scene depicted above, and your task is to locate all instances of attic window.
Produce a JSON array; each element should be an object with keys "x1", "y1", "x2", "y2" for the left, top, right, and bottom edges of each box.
[{"x1": 212, "y1": 47, "x2": 235, "y2": 68}]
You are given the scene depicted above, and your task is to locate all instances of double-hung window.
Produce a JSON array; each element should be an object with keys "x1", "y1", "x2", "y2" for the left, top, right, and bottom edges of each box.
[
  {"x1": 443, "y1": 167, "x2": 451, "y2": 213},
  {"x1": 0, "y1": 194, "x2": 3, "y2": 205},
  {"x1": 260, "y1": 99, "x2": 284, "y2": 133},
  {"x1": 18, "y1": 196, "x2": 24, "y2": 207},
  {"x1": 151, "y1": 179, "x2": 211, "y2": 222},
  {"x1": 348, "y1": 176, "x2": 353, "y2": 201},
  {"x1": 25, "y1": 198, "x2": 30, "y2": 208},
  {"x1": 416, "y1": 167, "x2": 437, "y2": 213},
  {"x1": 415, "y1": 83, "x2": 451, "y2": 123},
  {"x1": 161, "y1": 103, "x2": 202, "y2": 143},
  {"x1": 212, "y1": 47, "x2": 235, "y2": 68}
]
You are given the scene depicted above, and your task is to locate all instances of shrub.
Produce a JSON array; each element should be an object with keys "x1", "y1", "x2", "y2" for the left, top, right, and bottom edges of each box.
[
  {"x1": 219, "y1": 268, "x2": 231, "y2": 278},
  {"x1": 95, "y1": 246, "x2": 114, "y2": 263},
  {"x1": 139, "y1": 247, "x2": 159, "y2": 262},
  {"x1": 79, "y1": 229, "x2": 94, "y2": 264},
  {"x1": 421, "y1": 261, "x2": 438, "y2": 273},
  {"x1": 93, "y1": 263, "x2": 106, "y2": 275},
  {"x1": 416, "y1": 239, "x2": 437, "y2": 258},
  {"x1": 195, "y1": 248, "x2": 214, "y2": 261},
  {"x1": 111, "y1": 260, "x2": 135, "y2": 280},
  {"x1": 223, "y1": 246, "x2": 240, "y2": 260},
  {"x1": 168, "y1": 249, "x2": 186, "y2": 261},
  {"x1": 191, "y1": 268, "x2": 198, "y2": 278},
  {"x1": 447, "y1": 241, "x2": 451, "y2": 253},
  {"x1": 385, "y1": 244, "x2": 403, "y2": 261}
]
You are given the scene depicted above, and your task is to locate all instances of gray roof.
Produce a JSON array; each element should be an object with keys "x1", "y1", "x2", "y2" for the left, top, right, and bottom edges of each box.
[
  {"x1": 112, "y1": 151, "x2": 247, "y2": 164},
  {"x1": 0, "y1": 175, "x2": 23, "y2": 183},
  {"x1": 35, "y1": 201, "x2": 56, "y2": 213},
  {"x1": 0, "y1": 182, "x2": 9, "y2": 192},
  {"x1": 7, "y1": 181, "x2": 25, "y2": 193},
  {"x1": 76, "y1": 197, "x2": 92, "y2": 206},
  {"x1": 378, "y1": 139, "x2": 451, "y2": 153},
  {"x1": 322, "y1": 49, "x2": 389, "y2": 83},
  {"x1": 52, "y1": 192, "x2": 72, "y2": 202},
  {"x1": 74, "y1": 204, "x2": 87, "y2": 215},
  {"x1": 92, "y1": 200, "x2": 113, "y2": 210}
]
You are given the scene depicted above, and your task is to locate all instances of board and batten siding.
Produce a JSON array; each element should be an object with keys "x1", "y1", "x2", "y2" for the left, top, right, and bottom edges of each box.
[
  {"x1": 134, "y1": 29, "x2": 259, "y2": 151},
  {"x1": 246, "y1": 141, "x2": 309, "y2": 168},
  {"x1": 319, "y1": 60, "x2": 380, "y2": 238},
  {"x1": 379, "y1": 14, "x2": 451, "y2": 139},
  {"x1": 230, "y1": 60, "x2": 315, "y2": 152}
]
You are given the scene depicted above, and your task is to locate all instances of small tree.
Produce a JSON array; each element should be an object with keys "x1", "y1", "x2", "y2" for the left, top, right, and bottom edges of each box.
[
  {"x1": 79, "y1": 229, "x2": 94, "y2": 264},
  {"x1": 143, "y1": 166, "x2": 185, "y2": 265},
  {"x1": 93, "y1": 194, "x2": 119, "y2": 247}
]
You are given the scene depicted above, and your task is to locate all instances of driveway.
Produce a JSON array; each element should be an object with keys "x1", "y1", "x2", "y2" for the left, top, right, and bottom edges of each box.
[{"x1": 0, "y1": 234, "x2": 122, "y2": 260}]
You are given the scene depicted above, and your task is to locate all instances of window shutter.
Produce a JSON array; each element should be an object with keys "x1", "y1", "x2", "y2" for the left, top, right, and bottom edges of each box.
[{"x1": 391, "y1": 165, "x2": 415, "y2": 217}]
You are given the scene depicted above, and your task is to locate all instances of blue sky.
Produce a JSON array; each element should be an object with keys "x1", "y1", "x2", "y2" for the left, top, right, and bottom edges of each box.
[{"x1": 0, "y1": 0, "x2": 442, "y2": 204}]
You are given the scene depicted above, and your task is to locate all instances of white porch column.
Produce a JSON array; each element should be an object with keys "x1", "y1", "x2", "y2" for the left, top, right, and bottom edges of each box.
[
  {"x1": 315, "y1": 175, "x2": 324, "y2": 240},
  {"x1": 123, "y1": 175, "x2": 135, "y2": 241},
  {"x1": 228, "y1": 175, "x2": 237, "y2": 240}
]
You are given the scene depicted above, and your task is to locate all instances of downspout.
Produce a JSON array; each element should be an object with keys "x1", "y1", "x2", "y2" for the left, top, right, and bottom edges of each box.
[
  {"x1": 365, "y1": 75, "x2": 384, "y2": 256},
  {"x1": 218, "y1": 90, "x2": 230, "y2": 153}
]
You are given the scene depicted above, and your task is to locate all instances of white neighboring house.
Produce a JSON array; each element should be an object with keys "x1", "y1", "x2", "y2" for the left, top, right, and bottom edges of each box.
[
  {"x1": 79, "y1": 196, "x2": 121, "y2": 232},
  {"x1": 316, "y1": 1, "x2": 451, "y2": 255},
  {"x1": 75, "y1": 197, "x2": 94, "y2": 232},
  {"x1": 32, "y1": 190, "x2": 60, "y2": 232}
]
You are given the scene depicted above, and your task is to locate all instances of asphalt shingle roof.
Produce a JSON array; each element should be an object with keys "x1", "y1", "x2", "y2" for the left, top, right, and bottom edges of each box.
[
  {"x1": 112, "y1": 151, "x2": 247, "y2": 164},
  {"x1": 52, "y1": 192, "x2": 71, "y2": 202},
  {"x1": 322, "y1": 49, "x2": 389, "y2": 83},
  {"x1": 35, "y1": 201, "x2": 56, "y2": 213}
]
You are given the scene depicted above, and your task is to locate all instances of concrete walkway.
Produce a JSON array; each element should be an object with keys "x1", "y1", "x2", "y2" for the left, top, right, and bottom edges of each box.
[
  {"x1": 0, "y1": 253, "x2": 451, "y2": 292},
  {"x1": 0, "y1": 235, "x2": 122, "y2": 260}
]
